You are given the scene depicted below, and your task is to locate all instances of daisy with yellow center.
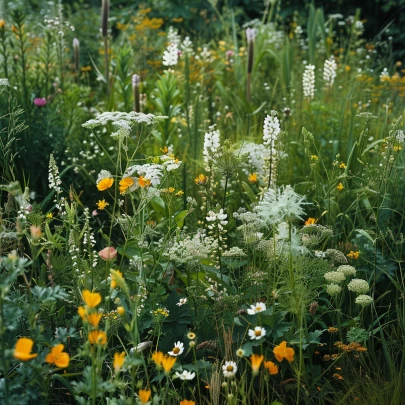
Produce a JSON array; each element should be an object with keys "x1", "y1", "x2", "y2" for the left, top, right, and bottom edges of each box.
[
  {"x1": 168, "y1": 341, "x2": 184, "y2": 356},
  {"x1": 97, "y1": 177, "x2": 114, "y2": 191},
  {"x1": 119, "y1": 177, "x2": 135, "y2": 194},
  {"x1": 248, "y1": 326, "x2": 266, "y2": 340},
  {"x1": 14, "y1": 338, "x2": 38, "y2": 362},
  {"x1": 97, "y1": 199, "x2": 109, "y2": 210},
  {"x1": 222, "y1": 361, "x2": 237, "y2": 378},
  {"x1": 247, "y1": 302, "x2": 267, "y2": 315},
  {"x1": 45, "y1": 344, "x2": 70, "y2": 368}
]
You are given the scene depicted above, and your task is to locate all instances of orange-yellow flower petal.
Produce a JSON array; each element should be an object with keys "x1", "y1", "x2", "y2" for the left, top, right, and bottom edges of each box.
[
  {"x1": 180, "y1": 401, "x2": 196, "y2": 405},
  {"x1": 152, "y1": 351, "x2": 164, "y2": 368},
  {"x1": 138, "y1": 176, "x2": 151, "y2": 188},
  {"x1": 250, "y1": 353, "x2": 264, "y2": 374},
  {"x1": 97, "y1": 177, "x2": 114, "y2": 191},
  {"x1": 161, "y1": 355, "x2": 176, "y2": 373},
  {"x1": 88, "y1": 330, "x2": 107, "y2": 345},
  {"x1": 14, "y1": 338, "x2": 38, "y2": 362},
  {"x1": 273, "y1": 341, "x2": 295, "y2": 363},
  {"x1": 264, "y1": 360, "x2": 279, "y2": 374},
  {"x1": 87, "y1": 312, "x2": 102, "y2": 327},
  {"x1": 82, "y1": 290, "x2": 102, "y2": 308},
  {"x1": 138, "y1": 389, "x2": 151, "y2": 404},
  {"x1": 119, "y1": 177, "x2": 135, "y2": 194},
  {"x1": 45, "y1": 344, "x2": 70, "y2": 368},
  {"x1": 113, "y1": 351, "x2": 126, "y2": 371}
]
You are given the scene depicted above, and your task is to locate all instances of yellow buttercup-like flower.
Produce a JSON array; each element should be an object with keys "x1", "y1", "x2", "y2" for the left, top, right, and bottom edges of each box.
[
  {"x1": 113, "y1": 351, "x2": 126, "y2": 371},
  {"x1": 337, "y1": 182, "x2": 344, "y2": 191},
  {"x1": 88, "y1": 330, "x2": 107, "y2": 345},
  {"x1": 14, "y1": 338, "x2": 38, "y2": 362},
  {"x1": 248, "y1": 173, "x2": 258, "y2": 183},
  {"x1": 97, "y1": 177, "x2": 114, "y2": 191},
  {"x1": 138, "y1": 389, "x2": 151, "y2": 404},
  {"x1": 138, "y1": 176, "x2": 151, "y2": 188},
  {"x1": 264, "y1": 360, "x2": 279, "y2": 375},
  {"x1": 97, "y1": 199, "x2": 109, "y2": 210},
  {"x1": 45, "y1": 344, "x2": 70, "y2": 368},
  {"x1": 250, "y1": 354, "x2": 264, "y2": 375},
  {"x1": 82, "y1": 290, "x2": 102, "y2": 308},
  {"x1": 161, "y1": 355, "x2": 176, "y2": 373},
  {"x1": 119, "y1": 177, "x2": 135, "y2": 194},
  {"x1": 273, "y1": 341, "x2": 295, "y2": 363}
]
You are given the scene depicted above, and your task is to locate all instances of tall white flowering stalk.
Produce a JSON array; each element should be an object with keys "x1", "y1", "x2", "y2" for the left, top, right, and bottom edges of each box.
[
  {"x1": 203, "y1": 125, "x2": 220, "y2": 171},
  {"x1": 323, "y1": 56, "x2": 337, "y2": 88},
  {"x1": 303, "y1": 64, "x2": 315, "y2": 100},
  {"x1": 263, "y1": 111, "x2": 281, "y2": 188},
  {"x1": 163, "y1": 26, "x2": 180, "y2": 67},
  {"x1": 49, "y1": 154, "x2": 64, "y2": 212},
  {"x1": 380, "y1": 67, "x2": 390, "y2": 82}
]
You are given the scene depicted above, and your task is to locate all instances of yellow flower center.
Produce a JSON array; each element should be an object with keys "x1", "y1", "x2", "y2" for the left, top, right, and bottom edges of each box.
[
  {"x1": 173, "y1": 347, "x2": 180, "y2": 354},
  {"x1": 226, "y1": 365, "x2": 234, "y2": 372},
  {"x1": 255, "y1": 330, "x2": 262, "y2": 336},
  {"x1": 256, "y1": 306, "x2": 261, "y2": 311}
]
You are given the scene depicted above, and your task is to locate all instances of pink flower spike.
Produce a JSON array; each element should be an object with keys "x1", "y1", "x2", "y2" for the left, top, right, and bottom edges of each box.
[
  {"x1": 33, "y1": 98, "x2": 47, "y2": 107},
  {"x1": 99, "y1": 246, "x2": 117, "y2": 260}
]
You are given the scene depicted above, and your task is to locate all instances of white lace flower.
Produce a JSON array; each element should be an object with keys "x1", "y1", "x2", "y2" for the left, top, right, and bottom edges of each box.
[
  {"x1": 303, "y1": 64, "x2": 315, "y2": 99},
  {"x1": 203, "y1": 126, "x2": 220, "y2": 170},
  {"x1": 355, "y1": 295, "x2": 373, "y2": 308},
  {"x1": 222, "y1": 361, "x2": 237, "y2": 378},
  {"x1": 176, "y1": 298, "x2": 188, "y2": 307},
  {"x1": 324, "y1": 271, "x2": 346, "y2": 284},
  {"x1": 248, "y1": 326, "x2": 266, "y2": 340},
  {"x1": 323, "y1": 56, "x2": 337, "y2": 88},
  {"x1": 168, "y1": 341, "x2": 184, "y2": 356},
  {"x1": 336, "y1": 265, "x2": 356, "y2": 277},
  {"x1": 175, "y1": 370, "x2": 196, "y2": 380},
  {"x1": 247, "y1": 302, "x2": 267, "y2": 315},
  {"x1": 263, "y1": 111, "x2": 280, "y2": 148},
  {"x1": 326, "y1": 283, "x2": 342, "y2": 296},
  {"x1": 347, "y1": 279, "x2": 369, "y2": 294}
]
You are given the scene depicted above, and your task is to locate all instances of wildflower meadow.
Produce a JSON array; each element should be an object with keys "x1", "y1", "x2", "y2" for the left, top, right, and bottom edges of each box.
[{"x1": 1, "y1": 1, "x2": 405, "y2": 404}]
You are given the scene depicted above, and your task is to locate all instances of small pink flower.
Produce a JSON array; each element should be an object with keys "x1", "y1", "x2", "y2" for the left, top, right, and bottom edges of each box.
[
  {"x1": 33, "y1": 98, "x2": 47, "y2": 107},
  {"x1": 92, "y1": 210, "x2": 98, "y2": 216},
  {"x1": 226, "y1": 50, "x2": 234, "y2": 57},
  {"x1": 99, "y1": 247, "x2": 117, "y2": 260}
]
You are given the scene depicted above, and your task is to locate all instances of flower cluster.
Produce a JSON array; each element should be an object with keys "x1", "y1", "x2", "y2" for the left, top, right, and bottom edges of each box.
[{"x1": 303, "y1": 64, "x2": 315, "y2": 99}]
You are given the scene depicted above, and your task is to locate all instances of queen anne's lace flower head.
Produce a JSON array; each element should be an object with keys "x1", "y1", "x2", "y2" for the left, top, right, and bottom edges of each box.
[
  {"x1": 336, "y1": 265, "x2": 356, "y2": 277},
  {"x1": 347, "y1": 279, "x2": 369, "y2": 294},
  {"x1": 324, "y1": 271, "x2": 346, "y2": 284},
  {"x1": 326, "y1": 283, "x2": 342, "y2": 296},
  {"x1": 355, "y1": 295, "x2": 373, "y2": 308}
]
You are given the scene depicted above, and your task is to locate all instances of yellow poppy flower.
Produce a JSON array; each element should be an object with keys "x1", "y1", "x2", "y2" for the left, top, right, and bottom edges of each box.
[
  {"x1": 97, "y1": 177, "x2": 114, "y2": 191},
  {"x1": 82, "y1": 290, "x2": 101, "y2": 308},
  {"x1": 119, "y1": 177, "x2": 135, "y2": 194},
  {"x1": 88, "y1": 330, "x2": 107, "y2": 345},
  {"x1": 14, "y1": 338, "x2": 38, "y2": 362},
  {"x1": 138, "y1": 176, "x2": 151, "y2": 188},
  {"x1": 264, "y1": 360, "x2": 278, "y2": 375},
  {"x1": 250, "y1": 353, "x2": 264, "y2": 375},
  {"x1": 273, "y1": 341, "x2": 295, "y2": 362},
  {"x1": 248, "y1": 173, "x2": 258, "y2": 183},
  {"x1": 138, "y1": 389, "x2": 151, "y2": 404},
  {"x1": 113, "y1": 351, "x2": 126, "y2": 371},
  {"x1": 45, "y1": 344, "x2": 70, "y2": 368},
  {"x1": 161, "y1": 355, "x2": 176, "y2": 373}
]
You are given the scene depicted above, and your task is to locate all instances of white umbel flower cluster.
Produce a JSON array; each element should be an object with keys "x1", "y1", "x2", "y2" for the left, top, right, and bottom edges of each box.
[
  {"x1": 324, "y1": 271, "x2": 346, "y2": 284},
  {"x1": 336, "y1": 265, "x2": 356, "y2": 277},
  {"x1": 347, "y1": 279, "x2": 369, "y2": 294},
  {"x1": 303, "y1": 64, "x2": 315, "y2": 99},
  {"x1": 203, "y1": 125, "x2": 220, "y2": 170},
  {"x1": 82, "y1": 111, "x2": 167, "y2": 139},
  {"x1": 355, "y1": 295, "x2": 373, "y2": 308},
  {"x1": 240, "y1": 142, "x2": 267, "y2": 178},
  {"x1": 326, "y1": 283, "x2": 342, "y2": 296},
  {"x1": 263, "y1": 111, "x2": 281, "y2": 187},
  {"x1": 323, "y1": 56, "x2": 337, "y2": 88},
  {"x1": 124, "y1": 164, "x2": 163, "y2": 186}
]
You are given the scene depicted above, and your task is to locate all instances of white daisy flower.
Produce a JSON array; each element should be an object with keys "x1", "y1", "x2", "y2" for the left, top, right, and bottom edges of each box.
[
  {"x1": 248, "y1": 326, "x2": 266, "y2": 340},
  {"x1": 175, "y1": 370, "x2": 196, "y2": 380},
  {"x1": 247, "y1": 302, "x2": 267, "y2": 315},
  {"x1": 222, "y1": 361, "x2": 237, "y2": 378},
  {"x1": 168, "y1": 341, "x2": 184, "y2": 356},
  {"x1": 176, "y1": 298, "x2": 188, "y2": 307}
]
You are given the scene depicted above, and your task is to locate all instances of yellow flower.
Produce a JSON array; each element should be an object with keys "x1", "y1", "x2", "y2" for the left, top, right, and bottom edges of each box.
[
  {"x1": 339, "y1": 163, "x2": 346, "y2": 169},
  {"x1": 117, "y1": 306, "x2": 125, "y2": 316},
  {"x1": 345, "y1": 65, "x2": 351, "y2": 72},
  {"x1": 311, "y1": 155, "x2": 319, "y2": 161},
  {"x1": 78, "y1": 306, "x2": 87, "y2": 321},
  {"x1": 0, "y1": 20, "x2": 5, "y2": 29},
  {"x1": 14, "y1": 338, "x2": 38, "y2": 362},
  {"x1": 97, "y1": 177, "x2": 114, "y2": 191},
  {"x1": 45, "y1": 344, "x2": 70, "y2": 368},
  {"x1": 264, "y1": 360, "x2": 278, "y2": 375},
  {"x1": 97, "y1": 199, "x2": 109, "y2": 210},
  {"x1": 161, "y1": 355, "x2": 176, "y2": 373},
  {"x1": 175, "y1": 190, "x2": 184, "y2": 196},
  {"x1": 88, "y1": 330, "x2": 107, "y2": 345},
  {"x1": 304, "y1": 218, "x2": 317, "y2": 226},
  {"x1": 248, "y1": 173, "x2": 258, "y2": 183},
  {"x1": 347, "y1": 250, "x2": 360, "y2": 260},
  {"x1": 337, "y1": 182, "x2": 344, "y2": 191},
  {"x1": 138, "y1": 389, "x2": 151, "y2": 404},
  {"x1": 138, "y1": 176, "x2": 151, "y2": 188},
  {"x1": 152, "y1": 351, "x2": 164, "y2": 368},
  {"x1": 119, "y1": 177, "x2": 135, "y2": 194},
  {"x1": 87, "y1": 312, "x2": 103, "y2": 327},
  {"x1": 110, "y1": 270, "x2": 124, "y2": 289},
  {"x1": 46, "y1": 212, "x2": 53, "y2": 219},
  {"x1": 187, "y1": 332, "x2": 196, "y2": 340},
  {"x1": 394, "y1": 145, "x2": 402, "y2": 152},
  {"x1": 160, "y1": 146, "x2": 169, "y2": 154},
  {"x1": 81, "y1": 66, "x2": 92, "y2": 72},
  {"x1": 273, "y1": 341, "x2": 295, "y2": 363},
  {"x1": 180, "y1": 401, "x2": 196, "y2": 405},
  {"x1": 250, "y1": 354, "x2": 264, "y2": 375},
  {"x1": 194, "y1": 174, "x2": 208, "y2": 185},
  {"x1": 328, "y1": 327, "x2": 339, "y2": 333},
  {"x1": 82, "y1": 290, "x2": 102, "y2": 308},
  {"x1": 113, "y1": 351, "x2": 126, "y2": 371}
]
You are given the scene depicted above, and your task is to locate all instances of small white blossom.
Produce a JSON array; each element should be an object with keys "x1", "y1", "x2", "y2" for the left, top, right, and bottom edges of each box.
[
  {"x1": 168, "y1": 341, "x2": 184, "y2": 356},
  {"x1": 222, "y1": 361, "x2": 237, "y2": 378},
  {"x1": 247, "y1": 302, "x2": 267, "y2": 315},
  {"x1": 248, "y1": 326, "x2": 266, "y2": 340},
  {"x1": 175, "y1": 370, "x2": 196, "y2": 380},
  {"x1": 177, "y1": 298, "x2": 188, "y2": 307}
]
